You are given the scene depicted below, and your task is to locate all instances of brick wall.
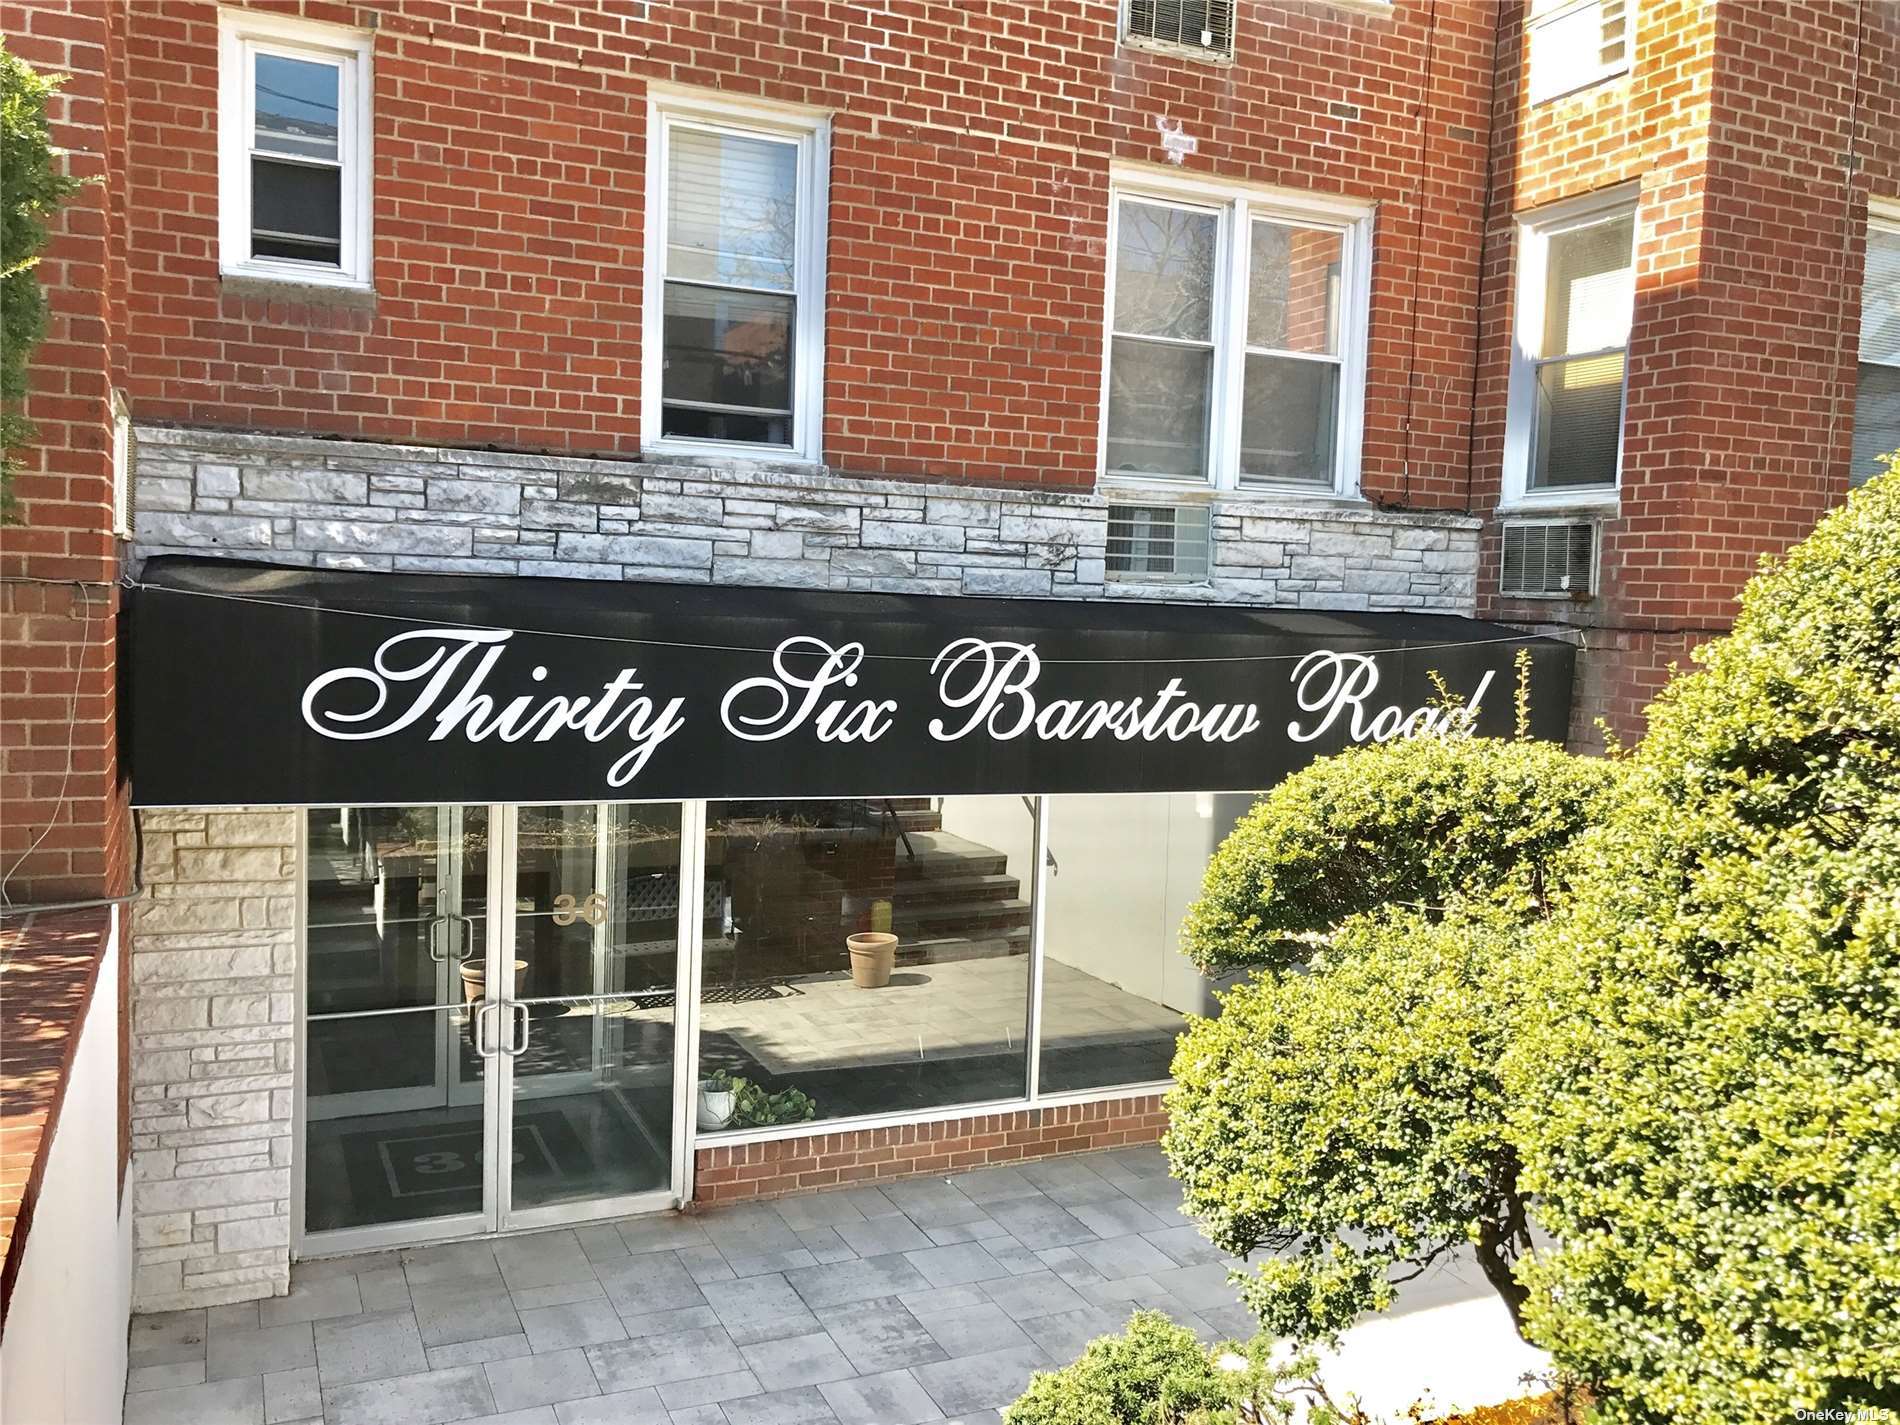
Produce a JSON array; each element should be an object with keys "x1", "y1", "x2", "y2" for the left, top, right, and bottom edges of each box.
[
  {"x1": 0, "y1": 0, "x2": 133, "y2": 903},
  {"x1": 119, "y1": 0, "x2": 1498, "y2": 501},
  {"x1": 692, "y1": 1095, "x2": 1167, "y2": 1207}
]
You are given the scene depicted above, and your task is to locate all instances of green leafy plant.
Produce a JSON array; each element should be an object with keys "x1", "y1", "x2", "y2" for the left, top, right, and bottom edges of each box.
[
  {"x1": 1167, "y1": 902, "x2": 1539, "y2": 1342},
  {"x1": 1505, "y1": 461, "x2": 1900, "y2": 1423},
  {"x1": 1182, "y1": 730, "x2": 1616, "y2": 977},
  {"x1": 703, "y1": 1068, "x2": 816, "y2": 1128},
  {"x1": 1, "y1": 39, "x2": 84, "y2": 522},
  {"x1": 1003, "y1": 1310, "x2": 1370, "y2": 1425}
]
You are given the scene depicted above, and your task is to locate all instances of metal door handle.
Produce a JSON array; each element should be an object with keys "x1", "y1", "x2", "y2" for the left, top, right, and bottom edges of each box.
[
  {"x1": 428, "y1": 915, "x2": 451, "y2": 963},
  {"x1": 451, "y1": 913, "x2": 479, "y2": 962},
  {"x1": 473, "y1": 1000, "x2": 501, "y2": 1058},
  {"x1": 508, "y1": 1002, "x2": 530, "y2": 1056}
]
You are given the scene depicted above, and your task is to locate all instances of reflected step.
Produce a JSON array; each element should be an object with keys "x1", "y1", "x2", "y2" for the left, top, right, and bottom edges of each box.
[
  {"x1": 890, "y1": 872, "x2": 1022, "y2": 907},
  {"x1": 891, "y1": 898, "x2": 1033, "y2": 937},
  {"x1": 894, "y1": 831, "x2": 1010, "y2": 880},
  {"x1": 895, "y1": 930, "x2": 1031, "y2": 964}
]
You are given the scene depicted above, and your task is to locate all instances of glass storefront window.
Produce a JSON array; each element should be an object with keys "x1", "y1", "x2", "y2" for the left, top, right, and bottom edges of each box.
[
  {"x1": 697, "y1": 797, "x2": 1036, "y2": 1127},
  {"x1": 1036, "y1": 792, "x2": 1249, "y2": 1095}
]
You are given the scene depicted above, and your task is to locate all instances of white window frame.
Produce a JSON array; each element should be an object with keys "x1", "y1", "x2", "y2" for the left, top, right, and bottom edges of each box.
[
  {"x1": 1501, "y1": 184, "x2": 1638, "y2": 512},
  {"x1": 1853, "y1": 200, "x2": 1900, "y2": 486},
  {"x1": 1526, "y1": 0, "x2": 1633, "y2": 106},
  {"x1": 642, "y1": 87, "x2": 830, "y2": 466},
  {"x1": 110, "y1": 389, "x2": 131, "y2": 538},
  {"x1": 217, "y1": 9, "x2": 373, "y2": 291},
  {"x1": 1098, "y1": 167, "x2": 1373, "y2": 500}
]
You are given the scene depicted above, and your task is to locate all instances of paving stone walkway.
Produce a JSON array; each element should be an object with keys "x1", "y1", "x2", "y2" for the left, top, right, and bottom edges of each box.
[{"x1": 121, "y1": 1145, "x2": 1473, "y2": 1425}]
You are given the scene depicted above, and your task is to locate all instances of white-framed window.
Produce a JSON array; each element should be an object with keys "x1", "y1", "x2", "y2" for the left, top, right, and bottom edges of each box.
[
  {"x1": 1121, "y1": 0, "x2": 1236, "y2": 60},
  {"x1": 1502, "y1": 186, "x2": 1637, "y2": 508},
  {"x1": 642, "y1": 88, "x2": 829, "y2": 463},
  {"x1": 1527, "y1": 0, "x2": 1632, "y2": 105},
  {"x1": 110, "y1": 389, "x2": 132, "y2": 538},
  {"x1": 217, "y1": 9, "x2": 373, "y2": 289},
  {"x1": 1852, "y1": 206, "x2": 1900, "y2": 487},
  {"x1": 1099, "y1": 171, "x2": 1372, "y2": 497}
]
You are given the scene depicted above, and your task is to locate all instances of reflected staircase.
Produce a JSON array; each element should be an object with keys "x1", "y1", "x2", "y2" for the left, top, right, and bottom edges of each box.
[{"x1": 883, "y1": 798, "x2": 1032, "y2": 963}]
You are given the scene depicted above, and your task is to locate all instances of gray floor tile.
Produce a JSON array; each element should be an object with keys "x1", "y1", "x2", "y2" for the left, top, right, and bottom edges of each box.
[
  {"x1": 1069, "y1": 1233, "x2": 1180, "y2": 1281},
  {"x1": 207, "y1": 1322, "x2": 316, "y2": 1381},
  {"x1": 979, "y1": 1270, "x2": 1090, "y2": 1322},
  {"x1": 979, "y1": 1198, "x2": 1096, "y2": 1251},
  {"x1": 598, "y1": 1251, "x2": 712, "y2": 1316},
  {"x1": 486, "y1": 1347, "x2": 603, "y2": 1413},
  {"x1": 723, "y1": 1246, "x2": 819, "y2": 1279},
  {"x1": 903, "y1": 1243, "x2": 1012, "y2": 1289},
  {"x1": 554, "y1": 1387, "x2": 670, "y2": 1424},
  {"x1": 669, "y1": 1408, "x2": 729, "y2": 1425},
  {"x1": 427, "y1": 1333, "x2": 535, "y2": 1369},
  {"x1": 918, "y1": 1216, "x2": 1008, "y2": 1247},
  {"x1": 358, "y1": 1265, "x2": 414, "y2": 1312},
  {"x1": 832, "y1": 1218, "x2": 932, "y2": 1260},
  {"x1": 618, "y1": 1213, "x2": 714, "y2": 1256},
  {"x1": 943, "y1": 1412, "x2": 1004, "y2": 1425},
  {"x1": 464, "y1": 1410, "x2": 560, "y2": 1425},
  {"x1": 576, "y1": 1223, "x2": 633, "y2": 1265},
  {"x1": 403, "y1": 1240, "x2": 503, "y2": 1287},
  {"x1": 794, "y1": 1226, "x2": 858, "y2": 1264},
  {"x1": 817, "y1": 1368, "x2": 945, "y2": 1425},
  {"x1": 815, "y1": 1297, "x2": 946, "y2": 1373},
  {"x1": 656, "y1": 1367, "x2": 763, "y2": 1409},
  {"x1": 877, "y1": 1180, "x2": 993, "y2": 1226},
  {"x1": 721, "y1": 1384, "x2": 841, "y2": 1425},
  {"x1": 127, "y1": 1360, "x2": 207, "y2": 1393},
  {"x1": 1016, "y1": 1305, "x2": 1136, "y2": 1362},
  {"x1": 701, "y1": 1272, "x2": 821, "y2": 1345},
  {"x1": 1018, "y1": 1158, "x2": 1123, "y2": 1205},
  {"x1": 912, "y1": 1345, "x2": 1049, "y2": 1417},
  {"x1": 297, "y1": 1250, "x2": 400, "y2": 1283},
  {"x1": 519, "y1": 1299, "x2": 628, "y2": 1353},
  {"x1": 1148, "y1": 1262, "x2": 1242, "y2": 1309},
  {"x1": 737, "y1": 1331, "x2": 857, "y2": 1388},
  {"x1": 1139, "y1": 1225, "x2": 1229, "y2": 1267},
  {"x1": 907, "y1": 1302, "x2": 1033, "y2": 1358},
  {"x1": 496, "y1": 1230, "x2": 598, "y2": 1290},
  {"x1": 208, "y1": 1301, "x2": 260, "y2": 1332},
  {"x1": 322, "y1": 1364, "x2": 496, "y2": 1425},
  {"x1": 786, "y1": 1254, "x2": 931, "y2": 1309},
  {"x1": 1196, "y1": 1302, "x2": 1264, "y2": 1342},
  {"x1": 128, "y1": 1309, "x2": 208, "y2": 1368},
  {"x1": 122, "y1": 1374, "x2": 262, "y2": 1425},
  {"x1": 264, "y1": 1366, "x2": 320, "y2": 1424},
  {"x1": 676, "y1": 1243, "x2": 739, "y2": 1284},
  {"x1": 513, "y1": 1278, "x2": 608, "y2": 1311},
  {"x1": 586, "y1": 1325, "x2": 742, "y2": 1393},
  {"x1": 1031, "y1": 1246, "x2": 1108, "y2": 1290},
  {"x1": 313, "y1": 1309, "x2": 429, "y2": 1387},
  {"x1": 621, "y1": 1304, "x2": 722, "y2": 1339},
  {"x1": 258, "y1": 1274, "x2": 363, "y2": 1327},
  {"x1": 897, "y1": 1285, "x2": 989, "y2": 1315},
  {"x1": 829, "y1": 1186, "x2": 905, "y2": 1219},
  {"x1": 945, "y1": 1167, "x2": 1043, "y2": 1205},
  {"x1": 1067, "y1": 1197, "x2": 1175, "y2": 1240},
  {"x1": 413, "y1": 1278, "x2": 526, "y2": 1347},
  {"x1": 774, "y1": 1194, "x2": 867, "y2": 1231}
]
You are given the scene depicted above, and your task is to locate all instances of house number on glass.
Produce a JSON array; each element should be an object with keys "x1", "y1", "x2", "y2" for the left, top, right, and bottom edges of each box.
[{"x1": 552, "y1": 892, "x2": 608, "y2": 927}]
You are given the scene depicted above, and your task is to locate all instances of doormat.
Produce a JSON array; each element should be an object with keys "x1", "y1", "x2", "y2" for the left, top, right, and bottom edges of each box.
[{"x1": 337, "y1": 1108, "x2": 591, "y2": 1212}]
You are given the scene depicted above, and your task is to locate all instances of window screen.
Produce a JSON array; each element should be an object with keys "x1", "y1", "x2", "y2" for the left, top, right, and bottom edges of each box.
[{"x1": 1854, "y1": 226, "x2": 1900, "y2": 486}]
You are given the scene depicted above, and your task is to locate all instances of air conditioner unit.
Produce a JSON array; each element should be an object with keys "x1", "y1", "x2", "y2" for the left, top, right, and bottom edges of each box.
[
  {"x1": 1106, "y1": 503, "x2": 1213, "y2": 583},
  {"x1": 1125, "y1": 0, "x2": 1236, "y2": 57},
  {"x1": 1500, "y1": 519, "x2": 1597, "y2": 597}
]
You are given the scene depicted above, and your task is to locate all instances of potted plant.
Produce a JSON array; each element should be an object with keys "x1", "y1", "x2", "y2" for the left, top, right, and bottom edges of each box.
[
  {"x1": 847, "y1": 931, "x2": 899, "y2": 988},
  {"x1": 698, "y1": 1068, "x2": 817, "y2": 1129}
]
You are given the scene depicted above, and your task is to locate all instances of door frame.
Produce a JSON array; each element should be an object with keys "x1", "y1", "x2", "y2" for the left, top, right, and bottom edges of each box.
[{"x1": 295, "y1": 802, "x2": 700, "y2": 1259}]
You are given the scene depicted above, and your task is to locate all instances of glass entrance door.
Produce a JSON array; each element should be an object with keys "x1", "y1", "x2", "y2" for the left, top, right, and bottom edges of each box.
[
  {"x1": 300, "y1": 803, "x2": 688, "y2": 1249},
  {"x1": 496, "y1": 804, "x2": 685, "y2": 1225}
]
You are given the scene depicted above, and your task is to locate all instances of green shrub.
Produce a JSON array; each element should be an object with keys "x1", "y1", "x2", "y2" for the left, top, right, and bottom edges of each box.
[
  {"x1": 1182, "y1": 733, "x2": 1616, "y2": 976},
  {"x1": 1166, "y1": 904, "x2": 1536, "y2": 1343},
  {"x1": 1507, "y1": 464, "x2": 1900, "y2": 1421},
  {"x1": 1, "y1": 39, "x2": 83, "y2": 521}
]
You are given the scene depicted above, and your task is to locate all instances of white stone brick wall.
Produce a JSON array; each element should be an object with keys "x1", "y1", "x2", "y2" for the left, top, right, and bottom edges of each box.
[
  {"x1": 130, "y1": 427, "x2": 1481, "y2": 612},
  {"x1": 129, "y1": 808, "x2": 297, "y2": 1311}
]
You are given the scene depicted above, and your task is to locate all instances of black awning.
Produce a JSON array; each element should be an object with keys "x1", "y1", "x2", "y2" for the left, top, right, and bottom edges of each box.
[{"x1": 127, "y1": 556, "x2": 1575, "y2": 808}]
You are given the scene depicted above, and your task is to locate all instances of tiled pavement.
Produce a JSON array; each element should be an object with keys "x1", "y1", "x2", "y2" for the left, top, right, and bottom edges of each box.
[{"x1": 120, "y1": 1145, "x2": 1447, "y2": 1425}]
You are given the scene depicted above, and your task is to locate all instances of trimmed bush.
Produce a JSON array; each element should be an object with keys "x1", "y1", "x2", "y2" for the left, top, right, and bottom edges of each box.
[
  {"x1": 1182, "y1": 733, "x2": 1616, "y2": 976},
  {"x1": 1507, "y1": 466, "x2": 1900, "y2": 1421},
  {"x1": 1166, "y1": 904, "x2": 1536, "y2": 1343}
]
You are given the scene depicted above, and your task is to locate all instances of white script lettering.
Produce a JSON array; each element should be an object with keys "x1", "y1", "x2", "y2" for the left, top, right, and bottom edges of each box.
[
  {"x1": 1285, "y1": 650, "x2": 1493, "y2": 744},
  {"x1": 719, "y1": 637, "x2": 897, "y2": 744}
]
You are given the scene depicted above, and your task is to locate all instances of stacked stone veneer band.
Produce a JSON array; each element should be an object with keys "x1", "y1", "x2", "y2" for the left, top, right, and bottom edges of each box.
[
  {"x1": 692, "y1": 1096, "x2": 1169, "y2": 1207},
  {"x1": 129, "y1": 427, "x2": 1482, "y2": 611},
  {"x1": 129, "y1": 808, "x2": 297, "y2": 1312}
]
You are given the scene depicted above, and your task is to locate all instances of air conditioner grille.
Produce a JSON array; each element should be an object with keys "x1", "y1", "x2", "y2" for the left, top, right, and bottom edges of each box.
[
  {"x1": 1106, "y1": 503, "x2": 1213, "y2": 583},
  {"x1": 1500, "y1": 520, "x2": 1596, "y2": 596},
  {"x1": 1126, "y1": 0, "x2": 1235, "y2": 55}
]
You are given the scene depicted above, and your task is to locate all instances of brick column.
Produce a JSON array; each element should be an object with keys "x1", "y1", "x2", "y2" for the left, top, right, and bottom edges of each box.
[{"x1": 128, "y1": 808, "x2": 297, "y2": 1311}]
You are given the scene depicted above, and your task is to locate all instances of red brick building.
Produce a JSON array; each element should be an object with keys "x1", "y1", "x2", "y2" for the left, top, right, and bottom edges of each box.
[{"x1": 0, "y1": 0, "x2": 1894, "y2": 1370}]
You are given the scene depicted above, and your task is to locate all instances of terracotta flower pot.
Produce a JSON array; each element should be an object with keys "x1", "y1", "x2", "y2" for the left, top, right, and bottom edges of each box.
[
  {"x1": 847, "y1": 932, "x2": 899, "y2": 989},
  {"x1": 459, "y1": 959, "x2": 529, "y2": 1005}
]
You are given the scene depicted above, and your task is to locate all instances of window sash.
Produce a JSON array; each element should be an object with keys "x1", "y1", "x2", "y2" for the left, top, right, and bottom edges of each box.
[{"x1": 1104, "y1": 189, "x2": 1361, "y2": 494}]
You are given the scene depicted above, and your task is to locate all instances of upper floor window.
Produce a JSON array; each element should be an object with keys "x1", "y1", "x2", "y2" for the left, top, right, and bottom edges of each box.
[
  {"x1": 1852, "y1": 213, "x2": 1900, "y2": 487},
  {"x1": 1102, "y1": 176, "x2": 1372, "y2": 496},
  {"x1": 1504, "y1": 188, "x2": 1637, "y2": 505},
  {"x1": 1123, "y1": 0, "x2": 1236, "y2": 60},
  {"x1": 644, "y1": 91, "x2": 829, "y2": 462},
  {"x1": 217, "y1": 10, "x2": 373, "y2": 289},
  {"x1": 1527, "y1": 0, "x2": 1632, "y2": 105}
]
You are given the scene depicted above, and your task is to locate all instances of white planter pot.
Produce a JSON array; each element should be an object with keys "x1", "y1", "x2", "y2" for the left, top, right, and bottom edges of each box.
[{"x1": 696, "y1": 1084, "x2": 736, "y2": 1130}]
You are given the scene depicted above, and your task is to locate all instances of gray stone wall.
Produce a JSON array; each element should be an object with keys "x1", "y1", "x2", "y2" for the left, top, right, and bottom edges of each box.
[
  {"x1": 130, "y1": 427, "x2": 1481, "y2": 612},
  {"x1": 129, "y1": 808, "x2": 297, "y2": 1311}
]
